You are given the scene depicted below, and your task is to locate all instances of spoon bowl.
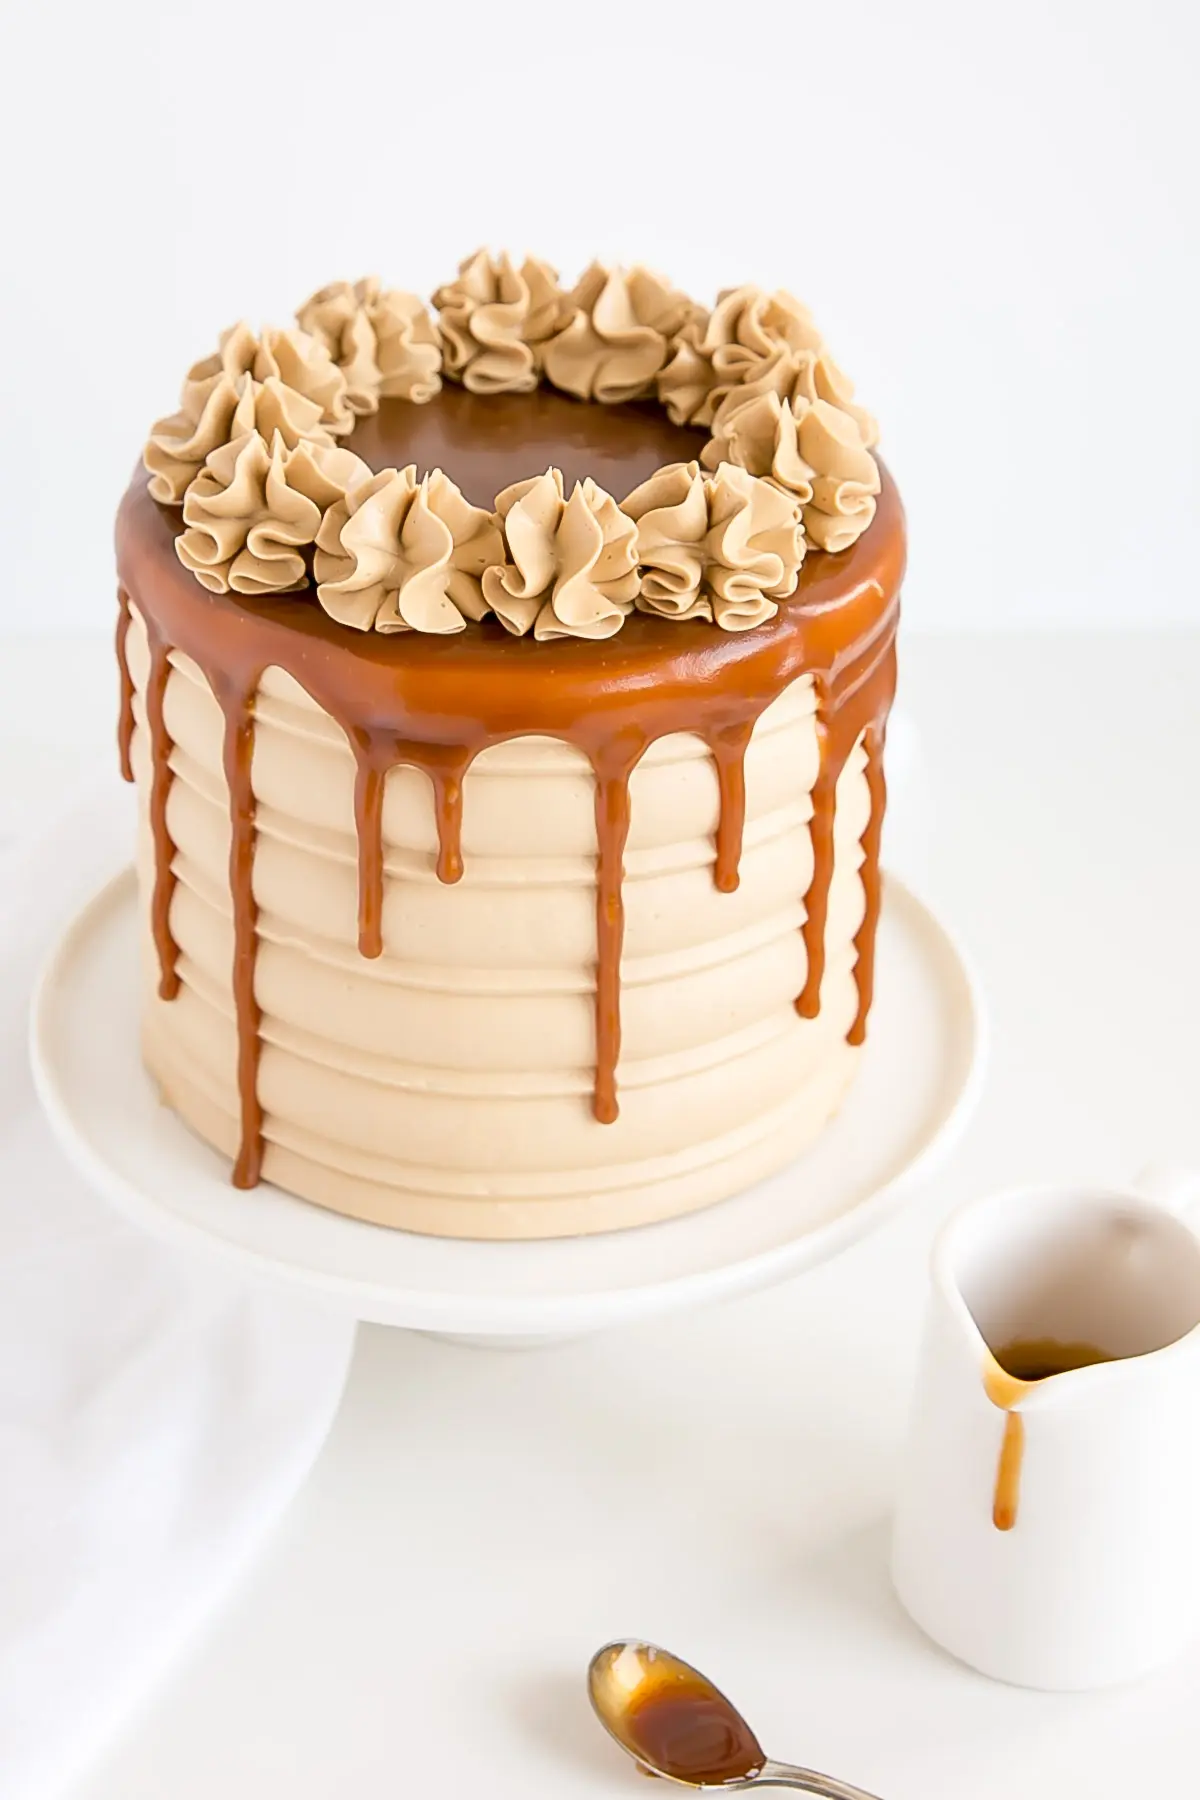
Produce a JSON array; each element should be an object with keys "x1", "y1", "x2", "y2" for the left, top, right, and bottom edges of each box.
[
  {"x1": 588, "y1": 1640, "x2": 765, "y2": 1787},
  {"x1": 587, "y1": 1640, "x2": 885, "y2": 1798}
]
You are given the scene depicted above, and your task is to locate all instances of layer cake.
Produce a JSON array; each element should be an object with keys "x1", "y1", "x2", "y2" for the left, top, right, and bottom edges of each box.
[{"x1": 115, "y1": 256, "x2": 904, "y2": 1238}]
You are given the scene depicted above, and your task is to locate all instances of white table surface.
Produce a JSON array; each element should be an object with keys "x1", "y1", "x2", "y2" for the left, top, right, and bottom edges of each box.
[{"x1": 3, "y1": 628, "x2": 1200, "y2": 1799}]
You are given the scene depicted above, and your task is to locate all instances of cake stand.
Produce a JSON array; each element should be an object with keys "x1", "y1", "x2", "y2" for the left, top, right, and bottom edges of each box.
[{"x1": 29, "y1": 785, "x2": 985, "y2": 1345}]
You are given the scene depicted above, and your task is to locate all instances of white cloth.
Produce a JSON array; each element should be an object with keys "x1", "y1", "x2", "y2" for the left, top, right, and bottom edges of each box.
[{"x1": 0, "y1": 786, "x2": 357, "y2": 1800}]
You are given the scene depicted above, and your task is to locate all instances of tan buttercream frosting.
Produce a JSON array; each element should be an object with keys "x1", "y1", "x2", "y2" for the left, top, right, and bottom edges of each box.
[
  {"x1": 482, "y1": 469, "x2": 640, "y2": 641},
  {"x1": 145, "y1": 374, "x2": 336, "y2": 506},
  {"x1": 143, "y1": 254, "x2": 882, "y2": 630},
  {"x1": 296, "y1": 278, "x2": 442, "y2": 409},
  {"x1": 802, "y1": 354, "x2": 879, "y2": 451},
  {"x1": 540, "y1": 263, "x2": 701, "y2": 404},
  {"x1": 175, "y1": 433, "x2": 370, "y2": 596},
  {"x1": 794, "y1": 398, "x2": 882, "y2": 552},
  {"x1": 621, "y1": 459, "x2": 805, "y2": 631},
  {"x1": 185, "y1": 321, "x2": 354, "y2": 436},
  {"x1": 702, "y1": 390, "x2": 816, "y2": 505},
  {"x1": 703, "y1": 389, "x2": 880, "y2": 549},
  {"x1": 127, "y1": 608, "x2": 873, "y2": 1237},
  {"x1": 433, "y1": 250, "x2": 566, "y2": 394},
  {"x1": 657, "y1": 283, "x2": 879, "y2": 455},
  {"x1": 657, "y1": 286, "x2": 817, "y2": 426},
  {"x1": 314, "y1": 465, "x2": 503, "y2": 635},
  {"x1": 144, "y1": 377, "x2": 245, "y2": 507}
]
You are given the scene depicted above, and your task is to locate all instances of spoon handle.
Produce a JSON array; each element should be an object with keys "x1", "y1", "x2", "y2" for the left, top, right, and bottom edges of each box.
[{"x1": 746, "y1": 1760, "x2": 885, "y2": 1798}]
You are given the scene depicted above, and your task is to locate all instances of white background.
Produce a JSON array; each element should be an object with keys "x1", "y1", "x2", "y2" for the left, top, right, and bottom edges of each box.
[
  {"x1": 1, "y1": 3, "x2": 1199, "y2": 1787},
  {"x1": 1, "y1": 0, "x2": 1196, "y2": 636}
]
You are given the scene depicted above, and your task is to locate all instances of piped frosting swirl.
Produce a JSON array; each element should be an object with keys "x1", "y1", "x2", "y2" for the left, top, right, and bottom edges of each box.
[
  {"x1": 188, "y1": 321, "x2": 354, "y2": 436},
  {"x1": 144, "y1": 374, "x2": 335, "y2": 506},
  {"x1": 176, "y1": 434, "x2": 370, "y2": 596},
  {"x1": 296, "y1": 278, "x2": 442, "y2": 410},
  {"x1": 657, "y1": 286, "x2": 820, "y2": 427},
  {"x1": 621, "y1": 460, "x2": 805, "y2": 631},
  {"x1": 314, "y1": 466, "x2": 503, "y2": 635},
  {"x1": 433, "y1": 250, "x2": 566, "y2": 394},
  {"x1": 541, "y1": 263, "x2": 701, "y2": 404},
  {"x1": 702, "y1": 393, "x2": 880, "y2": 552},
  {"x1": 482, "y1": 470, "x2": 640, "y2": 640},
  {"x1": 140, "y1": 253, "x2": 883, "y2": 632}
]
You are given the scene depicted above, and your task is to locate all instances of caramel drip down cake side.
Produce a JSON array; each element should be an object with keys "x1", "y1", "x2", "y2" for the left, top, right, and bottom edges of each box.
[
  {"x1": 119, "y1": 270, "x2": 901, "y2": 1239},
  {"x1": 116, "y1": 462, "x2": 900, "y2": 1239}
]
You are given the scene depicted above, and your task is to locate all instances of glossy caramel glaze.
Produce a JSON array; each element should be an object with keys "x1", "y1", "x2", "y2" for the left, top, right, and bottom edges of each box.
[
  {"x1": 348, "y1": 385, "x2": 707, "y2": 507},
  {"x1": 116, "y1": 387, "x2": 903, "y2": 1193}
]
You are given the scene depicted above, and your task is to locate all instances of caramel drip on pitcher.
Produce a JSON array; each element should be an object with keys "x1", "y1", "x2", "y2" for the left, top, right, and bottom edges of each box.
[
  {"x1": 983, "y1": 1360, "x2": 1030, "y2": 1532},
  {"x1": 994, "y1": 1413, "x2": 1026, "y2": 1534},
  {"x1": 115, "y1": 454, "x2": 903, "y2": 1191},
  {"x1": 985, "y1": 1337, "x2": 1114, "y2": 1532}
]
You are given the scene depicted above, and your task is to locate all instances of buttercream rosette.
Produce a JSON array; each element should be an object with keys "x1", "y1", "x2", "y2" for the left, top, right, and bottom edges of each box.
[
  {"x1": 175, "y1": 433, "x2": 370, "y2": 596},
  {"x1": 144, "y1": 373, "x2": 336, "y2": 506},
  {"x1": 657, "y1": 283, "x2": 880, "y2": 452},
  {"x1": 698, "y1": 340, "x2": 879, "y2": 453},
  {"x1": 187, "y1": 321, "x2": 354, "y2": 436},
  {"x1": 141, "y1": 253, "x2": 884, "y2": 636},
  {"x1": 314, "y1": 466, "x2": 503, "y2": 635},
  {"x1": 433, "y1": 250, "x2": 567, "y2": 395},
  {"x1": 144, "y1": 321, "x2": 353, "y2": 505},
  {"x1": 540, "y1": 263, "x2": 702, "y2": 405},
  {"x1": 703, "y1": 393, "x2": 880, "y2": 552},
  {"x1": 296, "y1": 278, "x2": 442, "y2": 410},
  {"x1": 621, "y1": 460, "x2": 805, "y2": 631},
  {"x1": 656, "y1": 285, "x2": 818, "y2": 427},
  {"x1": 703, "y1": 390, "x2": 815, "y2": 503},
  {"x1": 482, "y1": 470, "x2": 640, "y2": 641}
]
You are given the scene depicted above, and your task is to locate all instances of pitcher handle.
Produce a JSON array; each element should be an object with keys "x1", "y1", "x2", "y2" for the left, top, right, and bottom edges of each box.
[{"x1": 1134, "y1": 1162, "x2": 1200, "y2": 1216}]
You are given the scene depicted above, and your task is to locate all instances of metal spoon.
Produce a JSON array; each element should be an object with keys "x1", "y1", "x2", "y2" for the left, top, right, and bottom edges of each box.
[{"x1": 588, "y1": 1640, "x2": 884, "y2": 1797}]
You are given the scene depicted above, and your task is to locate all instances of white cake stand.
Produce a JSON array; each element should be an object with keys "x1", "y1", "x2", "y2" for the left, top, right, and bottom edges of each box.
[{"x1": 29, "y1": 791, "x2": 985, "y2": 1343}]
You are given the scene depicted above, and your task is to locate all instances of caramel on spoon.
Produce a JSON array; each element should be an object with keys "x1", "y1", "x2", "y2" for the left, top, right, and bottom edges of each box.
[{"x1": 588, "y1": 1641, "x2": 884, "y2": 1797}]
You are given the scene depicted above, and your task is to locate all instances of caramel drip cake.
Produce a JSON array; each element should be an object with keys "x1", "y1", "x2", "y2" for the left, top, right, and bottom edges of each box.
[{"x1": 115, "y1": 254, "x2": 904, "y2": 1239}]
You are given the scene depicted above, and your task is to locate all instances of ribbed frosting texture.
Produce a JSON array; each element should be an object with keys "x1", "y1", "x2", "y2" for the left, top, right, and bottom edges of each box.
[{"x1": 125, "y1": 608, "x2": 873, "y2": 1238}]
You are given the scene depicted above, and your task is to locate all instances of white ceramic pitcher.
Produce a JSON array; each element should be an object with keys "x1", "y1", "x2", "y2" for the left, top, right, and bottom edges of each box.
[{"x1": 892, "y1": 1164, "x2": 1200, "y2": 1690}]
